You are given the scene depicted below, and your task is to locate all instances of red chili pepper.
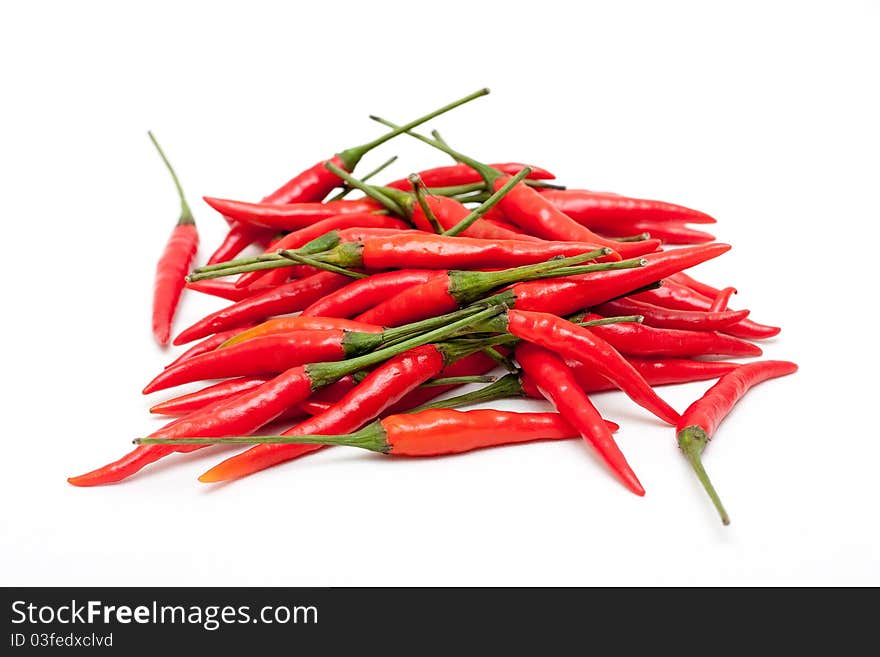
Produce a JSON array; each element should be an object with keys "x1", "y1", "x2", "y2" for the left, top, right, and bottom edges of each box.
[
  {"x1": 515, "y1": 342, "x2": 643, "y2": 495},
  {"x1": 538, "y1": 189, "x2": 716, "y2": 225},
  {"x1": 235, "y1": 212, "x2": 408, "y2": 288},
  {"x1": 313, "y1": 233, "x2": 620, "y2": 271},
  {"x1": 147, "y1": 132, "x2": 199, "y2": 345},
  {"x1": 567, "y1": 357, "x2": 739, "y2": 392},
  {"x1": 202, "y1": 197, "x2": 383, "y2": 232},
  {"x1": 593, "y1": 297, "x2": 749, "y2": 331},
  {"x1": 668, "y1": 271, "x2": 726, "y2": 298},
  {"x1": 301, "y1": 269, "x2": 439, "y2": 318},
  {"x1": 355, "y1": 249, "x2": 620, "y2": 327},
  {"x1": 709, "y1": 287, "x2": 737, "y2": 312},
  {"x1": 173, "y1": 271, "x2": 351, "y2": 345},
  {"x1": 508, "y1": 243, "x2": 731, "y2": 317},
  {"x1": 162, "y1": 326, "x2": 254, "y2": 371},
  {"x1": 594, "y1": 221, "x2": 716, "y2": 245},
  {"x1": 633, "y1": 279, "x2": 781, "y2": 339},
  {"x1": 579, "y1": 313, "x2": 762, "y2": 358},
  {"x1": 204, "y1": 89, "x2": 490, "y2": 263},
  {"x1": 222, "y1": 316, "x2": 383, "y2": 347},
  {"x1": 68, "y1": 305, "x2": 502, "y2": 485},
  {"x1": 206, "y1": 224, "x2": 268, "y2": 266},
  {"x1": 502, "y1": 309, "x2": 680, "y2": 425},
  {"x1": 676, "y1": 360, "x2": 798, "y2": 525},
  {"x1": 185, "y1": 279, "x2": 274, "y2": 302},
  {"x1": 384, "y1": 162, "x2": 555, "y2": 190},
  {"x1": 142, "y1": 409, "x2": 594, "y2": 456}
]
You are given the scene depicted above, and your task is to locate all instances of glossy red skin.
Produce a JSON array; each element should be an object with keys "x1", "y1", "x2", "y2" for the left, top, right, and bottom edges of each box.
[
  {"x1": 186, "y1": 279, "x2": 274, "y2": 302},
  {"x1": 359, "y1": 233, "x2": 618, "y2": 270},
  {"x1": 580, "y1": 313, "x2": 763, "y2": 358},
  {"x1": 568, "y1": 357, "x2": 739, "y2": 392},
  {"x1": 384, "y1": 162, "x2": 555, "y2": 190},
  {"x1": 226, "y1": 316, "x2": 382, "y2": 345},
  {"x1": 206, "y1": 155, "x2": 348, "y2": 264},
  {"x1": 384, "y1": 409, "x2": 579, "y2": 456},
  {"x1": 238, "y1": 213, "x2": 409, "y2": 288},
  {"x1": 355, "y1": 273, "x2": 457, "y2": 327},
  {"x1": 67, "y1": 365, "x2": 315, "y2": 486},
  {"x1": 163, "y1": 327, "x2": 253, "y2": 370},
  {"x1": 143, "y1": 330, "x2": 353, "y2": 394},
  {"x1": 302, "y1": 269, "x2": 438, "y2": 318},
  {"x1": 633, "y1": 280, "x2": 781, "y2": 339},
  {"x1": 592, "y1": 221, "x2": 716, "y2": 245},
  {"x1": 594, "y1": 297, "x2": 749, "y2": 331},
  {"x1": 507, "y1": 310, "x2": 680, "y2": 425},
  {"x1": 173, "y1": 271, "x2": 350, "y2": 345},
  {"x1": 150, "y1": 376, "x2": 271, "y2": 415},
  {"x1": 510, "y1": 243, "x2": 731, "y2": 317},
  {"x1": 709, "y1": 287, "x2": 738, "y2": 312},
  {"x1": 514, "y1": 343, "x2": 643, "y2": 495},
  {"x1": 667, "y1": 272, "x2": 723, "y2": 298},
  {"x1": 677, "y1": 361, "x2": 798, "y2": 436},
  {"x1": 539, "y1": 189, "x2": 716, "y2": 225},
  {"x1": 493, "y1": 177, "x2": 661, "y2": 258},
  {"x1": 410, "y1": 194, "x2": 542, "y2": 242},
  {"x1": 200, "y1": 345, "x2": 448, "y2": 482},
  {"x1": 153, "y1": 223, "x2": 199, "y2": 345},
  {"x1": 202, "y1": 197, "x2": 381, "y2": 232}
]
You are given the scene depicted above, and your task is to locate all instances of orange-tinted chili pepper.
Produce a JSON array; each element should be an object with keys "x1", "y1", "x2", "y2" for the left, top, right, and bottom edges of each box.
[
  {"x1": 579, "y1": 313, "x2": 762, "y2": 358},
  {"x1": 301, "y1": 269, "x2": 439, "y2": 318},
  {"x1": 676, "y1": 360, "x2": 798, "y2": 525},
  {"x1": 222, "y1": 316, "x2": 382, "y2": 347},
  {"x1": 593, "y1": 297, "x2": 749, "y2": 331},
  {"x1": 173, "y1": 271, "x2": 351, "y2": 345},
  {"x1": 148, "y1": 132, "x2": 199, "y2": 346},
  {"x1": 501, "y1": 309, "x2": 679, "y2": 425},
  {"x1": 384, "y1": 162, "x2": 555, "y2": 190},
  {"x1": 514, "y1": 342, "x2": 643, "y2": 495}
]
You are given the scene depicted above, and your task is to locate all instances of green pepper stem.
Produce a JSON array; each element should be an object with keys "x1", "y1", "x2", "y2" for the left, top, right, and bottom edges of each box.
[
  {"x1": 409, "y1": 372, "x2": 526, "y2": 413},
  {"x1": 324, "y1": 161, "x2": 405, "y2": 215},
  {"x1": 337, "y1": 88, "x2": 490, "y2": 170},
  {"x1": 368, "y1": 116, "x2": 500, "y2": 185},
  {"x1": 277, "y1": 251, "x2": 367, "y2": 279},
  {"x1": 409, "y1": 174, "x2": 443, "y2": 233},
  {"x1": 148, "y1": 131, "x2": 194, "y2": 225},
  {"x1": 327, "y1": 155, "x2": 399, "y2": 202},
  {"x1": 610, "y1": 232, "x2": 651, "y2": 243},
  {"x1": 443, "y1": 167, "x2": 531, "y2": 237},
  {"x1": 677, "y1": 426, "x2": 731, "y2": 526},
  {"x1": 421, "y1": 375, "x2": 497, "y2": 387}
]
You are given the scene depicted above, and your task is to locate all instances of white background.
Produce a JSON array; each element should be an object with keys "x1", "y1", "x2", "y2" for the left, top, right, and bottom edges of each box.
[{"x1": 2, "y1": 1, "x2": 878, "y2": 586}]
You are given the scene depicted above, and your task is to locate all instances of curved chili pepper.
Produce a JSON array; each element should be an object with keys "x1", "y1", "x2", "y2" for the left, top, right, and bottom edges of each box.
[
  {"x1": 413, "y1": 194, "x2": 543, "y2": 241},
  {"x1": 538, "y1": 189, "x2": 716, "y2": 225},
  {"x1": 709, "y1": 286, "x2": 738, "y2": 312},
  {"x1": 68, "y1": 305, "x2": 502, "y2": 485},
  {"x1": 147, "y1": 132, "x2": 199, "y2": 345},
  {"x1": 602, "y1": 221, "x2": 716, "y2": 245},
  {"x1": 668, "y1": 271, "x2": 725, "y2": 298},
  {"x1": 301, "y1": 269, "x2": 439, "y2": 318},
  {"x1": 173, "y1": 271, "x2": 351, "y2": 345},
  {"x1": 384, "y1": 162, "x2": 555, "y2": 190},
  {"x1": 633, "y1": 279, "x2": 781, "y2": 339},
  {"x1": 205, "y1": 89, "x2": 490, "y2": 263},
  {"x1": 502, "y1": 309, "x2": 679, "y2": 425},
  {"x1": 315, "y1": 233, "x2": 619, "y2": 271},
  {"x1": 514, "y1": 343, "x2": 643, "y2": 495},
  {"x1": 202, "y1": 197, "x2": 383, "y2": 232},
  {"x1": 222, "y1": 316, "x2": 383, "y2": 347},
  {"x1": 593, "y1": 297, "x2": 749, "y2": 331},
  {"x1": 676, "y1": 360, "x2": 798, "y2": 525},
  {"x1": 355, "y1": 249, "x2": 622, "y2": 327},
  {"x1": 185, "y1": 279, "x2": 274, "y2": 302},
  {"x1": 235, "y1": 213, "x2": 408, "y2": 288},
  {"x1": 579, "y1": 313, "x2": 762, "y2": 358},
  {"x1": 508, "y1": 243, "x2": 731, "y2": 317},
  {"x1": 567, "y1": 357, "x2": 739, "y2": 392}
]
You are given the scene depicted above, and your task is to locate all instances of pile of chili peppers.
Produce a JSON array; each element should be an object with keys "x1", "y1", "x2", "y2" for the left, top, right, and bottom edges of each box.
[{"x1": 71, "y1": 89, "x2": 796, "y2": 526}]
